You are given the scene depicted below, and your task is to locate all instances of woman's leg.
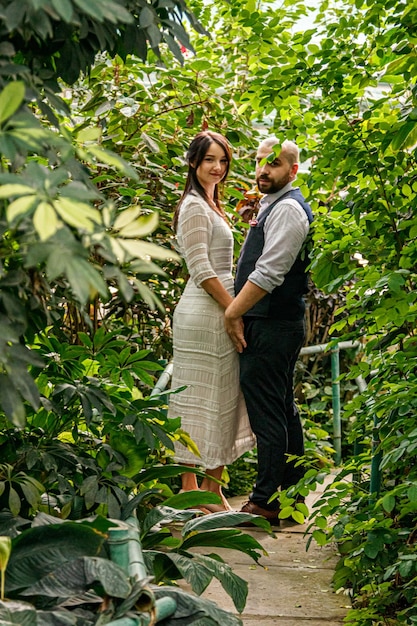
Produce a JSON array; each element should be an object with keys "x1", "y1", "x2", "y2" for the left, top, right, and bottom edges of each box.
[
  {"x1": 180, "y1": 464, "x2": 199, "y2": 491},
  {"x1": 200, "y1": 466, "x2": 232, "y2": 511}
]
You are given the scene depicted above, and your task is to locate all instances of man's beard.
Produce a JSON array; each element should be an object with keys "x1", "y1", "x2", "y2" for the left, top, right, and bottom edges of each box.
[{"x1": 256, "y1": 175, "x2": 290, "y2": 194}]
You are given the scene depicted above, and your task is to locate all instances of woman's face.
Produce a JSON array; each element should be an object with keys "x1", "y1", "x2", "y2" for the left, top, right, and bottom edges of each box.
[{"x1": 195, "y1": 141, "x2": 228, "y2": 193}]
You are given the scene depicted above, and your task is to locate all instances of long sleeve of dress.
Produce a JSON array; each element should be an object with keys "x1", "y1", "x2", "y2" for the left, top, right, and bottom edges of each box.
[
  {"x1": 168, "y1": 192, "x2": 256, "y2": 468},
  {"x1": 177, "y1": 195, "x2": 217, "y2": 287}
]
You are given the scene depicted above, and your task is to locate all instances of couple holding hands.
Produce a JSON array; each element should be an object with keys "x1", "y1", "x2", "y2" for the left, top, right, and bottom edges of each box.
[{"x1": 168, "y1": 130, "x2": 313, "y2": 525}]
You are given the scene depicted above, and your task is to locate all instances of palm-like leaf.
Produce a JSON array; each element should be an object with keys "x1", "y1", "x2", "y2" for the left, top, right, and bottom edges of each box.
[
  {"x1": 152, "y1": 586, "x2": 243, "y2": 626},
  {"x1": 140, "y1": 504, "x2": 198, "y2": 536},
  {"x1": 192, "y1": 554, "x2": 248, "y2": 613},
  {"x1": 163, "y1": 491, "x2": 223, "y2": 510},
  {"x1": 20, "y1": 556, "x2": 131, "y2": 599},
  {"x1": 181, "y1": 529, "x2": 266, "y2": 563},
  {"x1": 5, "y1": 522, "x2": 108, "y2": 593},
  {"x1": 166, "y1": 552, "x2": 248, "y2": 613},
  {"x1": 182, "y1": 510, "x2": 274, "y2": 537},
  {"x1": 0, "y1": 600, "x2": 37, "y2": 626}
]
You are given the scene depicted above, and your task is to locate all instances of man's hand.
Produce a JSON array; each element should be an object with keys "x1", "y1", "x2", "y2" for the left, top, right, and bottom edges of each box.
[
  {"x1": 225, "y1": 311, "x2": 246, "y2": 353},
  {"x1": 225, "y1": 282, "x2": 267, "y2": 352}
]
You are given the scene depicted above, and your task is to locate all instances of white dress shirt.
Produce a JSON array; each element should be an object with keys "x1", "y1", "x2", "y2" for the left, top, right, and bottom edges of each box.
[{"x1": 247, "y1": 182, "x2": 310, "y2": 293}]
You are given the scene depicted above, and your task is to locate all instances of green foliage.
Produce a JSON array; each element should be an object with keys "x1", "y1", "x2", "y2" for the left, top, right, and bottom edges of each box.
[
  {"x1": 227, "y1": 450, "x2": 258, "y2": 498},
  {"x1": 172, "y1": 3, "x2": 416, "y2": 623},
  {"x1": 0, "y1": 0, "x2": 416, "y2": 623},
  {"x1": 0, "y1": 0, "x2": 206, "y2": 91},
  {"x1": 0, "y1": 322, "x2": 189, "y2": 521},
  {"x1": 0, "y1": 514, "x2": 248, "y2": 624},
  {"x1": 140, "y1": 499, "x2": 271, "y2": 613}
]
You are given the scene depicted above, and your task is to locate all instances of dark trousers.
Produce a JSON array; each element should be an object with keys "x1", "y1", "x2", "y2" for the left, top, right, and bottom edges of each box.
[{"x1": 239, "y1": 317, "x2": 306, "y2": 511}]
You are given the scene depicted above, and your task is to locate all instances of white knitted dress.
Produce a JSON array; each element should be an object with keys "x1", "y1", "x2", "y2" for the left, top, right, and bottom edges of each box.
[{"x1": 168, "y1": 192, "x2": 255, "y2": 469}]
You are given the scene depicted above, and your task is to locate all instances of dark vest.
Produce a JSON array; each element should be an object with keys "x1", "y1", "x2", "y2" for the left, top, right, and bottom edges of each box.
[{"x1": 235, "y1": 188, "x2": 314, "y2": 320}]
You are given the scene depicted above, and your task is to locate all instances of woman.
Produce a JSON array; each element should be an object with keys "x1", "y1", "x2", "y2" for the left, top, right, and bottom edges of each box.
[{"x1": 168, "y1": 130, "x2": 255, "y2": 512}]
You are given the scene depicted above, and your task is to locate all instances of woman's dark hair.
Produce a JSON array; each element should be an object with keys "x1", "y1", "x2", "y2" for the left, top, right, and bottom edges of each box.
[{"x1": 173, "y1": 131, "x2": 232, "y2": 231}]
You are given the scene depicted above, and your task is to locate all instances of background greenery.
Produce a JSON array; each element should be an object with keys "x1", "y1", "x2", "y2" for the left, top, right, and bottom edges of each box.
[{"x1": 0, "y1": 0, "x2": 416, "y2": 624}]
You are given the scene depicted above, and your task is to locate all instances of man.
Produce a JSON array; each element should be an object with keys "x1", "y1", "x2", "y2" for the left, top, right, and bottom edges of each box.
[{"x1": 225, "y1": 137, "x2": 313, "y2": 524}]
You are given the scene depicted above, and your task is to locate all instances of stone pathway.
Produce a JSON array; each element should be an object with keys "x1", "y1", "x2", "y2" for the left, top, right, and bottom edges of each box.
[{"x1": 183, "y1": 478, "x2": 351, "y2": 625}]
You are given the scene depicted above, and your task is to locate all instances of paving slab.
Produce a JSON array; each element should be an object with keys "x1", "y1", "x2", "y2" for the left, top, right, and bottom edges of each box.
[
  {"x1": 239, "y1": 616, "x2": 344, "y2": 626},
  {"x1": 196, "y1": 561, "x2": 349, "y2": 621},
  {"x1": 179, "y1": 474, "x2": 351, "y2": 625}
]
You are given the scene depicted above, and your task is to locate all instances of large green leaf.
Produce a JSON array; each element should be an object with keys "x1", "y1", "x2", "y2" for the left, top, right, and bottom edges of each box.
[
  {"x1": 33, "y1": 609, "x2": 80, "y2": 625},
  {"x1": 118, "y1": 239, "x2": 179, "y2": 262},
  {"x1": 6, "y1": 194, "x2": 37, "y2": 225},
  {"x1": 21, "y1": 556, "x2": 131, "y2": 599},
  {"x1": 191, "y1": 553, "x2": 248, "y2": 613},
  {"x1": 118, "y1": 211, "x2": 160, "y2": 238},
  {"x1": 50, "y1": 0, "x2": 73, "y2": 23},
  {"x1": 0, "y1": 184, "x2": 35, "y2": 198},
  {"x1": 140, "y1": 505, "x2": 200, "y2": 537},
  {"x1": 59, "y1": 257, "x2": 108, "y2": 305},
  {"x1": 163, "y1": 491, "x2": 224, "y2": 510},
  {"x1": 0, "y1": 374, "x2": 26, "y2": 428},
  {"x1": 180, "y1": 528, "x2": 267, "y2": 563},
  {"x1": 0, "y1": 600, "x2": 36, "y2": 626},
  {"x1": 53, "y1": 197, "x2": 101, "y2": 232},
  {"x1": 153, "y1": 586, "x2": 243, "y2": 626},
  {"x1": 33, "y1": 201, "x2": 60, "y2": 240},
  {"x1": 137, "y1": 465, "x2": 207, "y2": 483},
  {"x1": 82, "y1": 145, "x2": 138, "y2": 181},
  {"x1": 164, "y1": 552, "x2": 248, "y2": 612},
  {"x1": 5, "y1": 523, "x2": 107, "y2": 593},
  {"x1": 0, "y1": 81, "x2": 25, "y2": 125},
  {"x1": 182, "y1": 511, "x2": 274, "y2": 538},
  {"x1": 7, "y1": 367, "x2": 40, "y2": 411},
  {"x1": 390, "y1": 121, "x2": 417, "y2": 151},
  {"x1": 161, "y1": 552, "x2": 213, "y2": 595},
  {"x1": 310, "y1": 251, "x2": 347, "y2": 292}
]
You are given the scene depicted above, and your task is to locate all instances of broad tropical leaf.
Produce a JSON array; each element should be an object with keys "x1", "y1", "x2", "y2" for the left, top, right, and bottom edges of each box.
[
  {"x1": 0, "y1": 600, "x2": 36, "y2": 626},
  {"x1": 153, "y1": 586, "x2": 243, "y2": 626},
  {"x1": 20, "y1": 556, "x2": 131, "y2": 599},
  {"x1": 182, "y1": 511, "x2": 274, "y2": 537},
  {"x1": 5, "y1": 523, "x2": 108, "y2": 593},
  {"x1": 180, "y1": 528, "x2": 267, "y2": 563},
  {"x1": 0, "y1": 82, "x2": 25, "y2": 125}
]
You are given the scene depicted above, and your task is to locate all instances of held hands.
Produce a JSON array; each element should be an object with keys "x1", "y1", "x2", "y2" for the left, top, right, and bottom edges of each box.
[{"x1": 224, "y1": 310, "x2": 247, "y2": 353}]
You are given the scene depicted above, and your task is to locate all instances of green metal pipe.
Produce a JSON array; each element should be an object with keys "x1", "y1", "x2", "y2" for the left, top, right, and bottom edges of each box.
[
  {"x1": 365, "y1": 412, "x2": 382, "y2": 506},
  {"x1": 107, "y1": 518, "x2": 148, "y2": 580},
  {"x1": 152, "y1": 341, "x2": 362, "y2": 466},
  {"x1": 369, "y1": 419, "x2": 382, "y2": 500},
  {"x1": 354, "y1": 375, "x2": 382, "y2": 503},
  {"x1": 353, "y1": 375, "x2": 367, "y2": 458},
  {"x1": 106, "y1": 597, "x2": 178, "y2": 626},
  {"x1": 299, "y1": 340, "x2": 361, "y2": 356},
  {"x1": 150, "y1": 362, "x2": 174, "y2": 396},
  {"x1": 106, "y1": 518, "x2": 177, "y2": 625},
  {"x1": 331, "y1": 344, "x2": 342, "y2": 465}
]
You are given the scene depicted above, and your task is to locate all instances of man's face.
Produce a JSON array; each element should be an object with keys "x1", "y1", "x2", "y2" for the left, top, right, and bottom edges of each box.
[{"x1": 255, "y1": 145, "x2": 298, "y2": 194}]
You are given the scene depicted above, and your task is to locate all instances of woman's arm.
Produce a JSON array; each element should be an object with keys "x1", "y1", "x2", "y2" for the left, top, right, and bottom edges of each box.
[
  {"x1": 201, "y1": 276, "x2": 234, "y2": 310},
  {"x1": 179, "y1": 196, "x2": 233, "y2": 309}
]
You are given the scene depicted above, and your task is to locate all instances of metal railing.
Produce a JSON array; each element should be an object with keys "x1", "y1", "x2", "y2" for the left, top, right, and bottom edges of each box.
[
  {"x1": 152, "y1": 338, "x2": 384, "y2": 502},
  {"x1": 299, "y1": 340, "x2": 361, "y2": 464},
  {"x1": 152, "y1": 340, "x2": 362, "y2": 465}
]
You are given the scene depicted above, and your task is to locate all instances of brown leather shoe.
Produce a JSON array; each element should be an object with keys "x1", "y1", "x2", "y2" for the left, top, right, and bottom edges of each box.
[{"x1": 239, "y1": 500, "x2": 280, "y2": 526}]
